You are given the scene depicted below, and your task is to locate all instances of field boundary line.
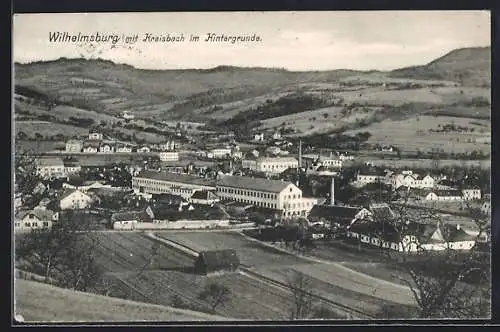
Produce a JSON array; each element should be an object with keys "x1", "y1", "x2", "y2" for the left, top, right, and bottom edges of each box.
[{"x1": 238, "y1": 231, "x2": 412, "y2": 292}]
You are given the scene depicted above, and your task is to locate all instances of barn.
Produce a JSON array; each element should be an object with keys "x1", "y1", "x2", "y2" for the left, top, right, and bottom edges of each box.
[{"x1": 194, "y1": 249, "x2": 240, "y2": 275}]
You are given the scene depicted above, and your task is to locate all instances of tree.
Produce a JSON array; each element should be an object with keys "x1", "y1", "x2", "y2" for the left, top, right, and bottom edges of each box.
[
  {"x1": 14, "y1": 148, "x2": 43, "y2": 208},
  {"x1": 197, "y1": 282, "x2": 232, "y2": 313},
  {"x1": 374, "y1": 193, "x2": 490, "y2": 319},
  {"x1": 286, "y1": 270, "x2": 314, "y2": 320},
  {"x1": 15, "y1": 211, "x2": 104, "y2": 292}
]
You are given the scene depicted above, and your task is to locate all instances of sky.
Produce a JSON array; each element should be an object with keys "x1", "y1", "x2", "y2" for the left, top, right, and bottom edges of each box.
[{"x1": 12, "y1": 11, "x2": 491, "y2": 71}]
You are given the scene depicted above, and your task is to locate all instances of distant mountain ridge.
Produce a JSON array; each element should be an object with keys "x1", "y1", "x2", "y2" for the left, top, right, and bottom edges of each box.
[{"x1": 389, "y1": 46, "x2": 490, "y2": 87}]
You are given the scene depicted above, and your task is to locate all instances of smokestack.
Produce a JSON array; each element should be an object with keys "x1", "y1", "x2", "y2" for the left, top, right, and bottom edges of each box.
[
  {"x1": 298, "y1": 140, "x2": 302, "y2": 169},
  {"x1": 330, "y1": 176, "x2": 335, "y2": 206}
]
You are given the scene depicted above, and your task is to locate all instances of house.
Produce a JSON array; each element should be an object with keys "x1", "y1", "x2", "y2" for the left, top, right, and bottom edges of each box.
[
  {"x1": 65, "y1": 140, "x2": 83, "y2": 153},
  {"x1": 423, "y1": 189, "x2": 463, "y2": 201},
  {"x1": 137, "y1": 146, "x2": 151, "y2": 153},
  {"x1": 159, "y1": 151, "x2": 179, "y2": 162},
  {"x1": 88, "y1": 132, "x2": 103, "y2": 140},
  {"x1": 480, "y1": 201, "x2": 491, "y2": 216},
  {"x1": 59, "y1": 189, "x2": 95, "y2": 210},
  {"x1": 82, "y1": 140, "x2": 100, "y2": 153},
  {"x1": 242, "y1": 158, "x2": 257, "y2": 170},
  {"x1": 356, "y1": 169, "x2": 386, "y2": 185},
  {"x1": 462, "y1": 188, "x2": 482, "y2": 201},
  {"x1": 99, "y1": 143, "x2": 115, "y2": 153},
  {"x1": 35, "y1": 157, "x2": 65, "y2": 179},
  {"x1": 210, "y1": 148, "x2": 232, "y2": 159},
  {"x1": 116, "y1": 144, "x2": 133, "y2": 153},
  {"x1": 272, "y1": 130, "x2": 282, "y2": 140},
  {"x1": 194, "y1": 249, "x2": 240, "y2": 275},
  {"x1": 189, "y1": 190, "x2": 220, "y2": 205},
  {"x1": 307, "y1": 205, "x2": 370, "y2": 229},
  {"x1": 254, "y1": 133, "x2": 265, "y2": 142},
  {"x1": 14, "y1": 207, "x2": 59, "y2": 233},
  {"x1": 255, "y1": 157, "x2": 298, "y2": 174},
  {"x1": 302, "y1": 154, "x2": 343, "y2": 169}
]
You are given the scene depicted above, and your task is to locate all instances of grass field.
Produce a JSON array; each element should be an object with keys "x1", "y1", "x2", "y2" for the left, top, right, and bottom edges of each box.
[
  {"x1": 14, "y1": 279, "x2": 229, "y2": 322},
  {"x1": 89, "y1": 232, "x2": 305, "y2": 319},
  {"x1": 155, "y1": 231, "x2": 417, "y2": 310},
  {"x1": 346, "y1": 115, "x2": 491, "y2": 154},
  {"x1": 15, "y1": 122, "x2": 90, "y2": 139},
  {"x1": 360, "y1": 157, "x2": 491, "y2": 169}
]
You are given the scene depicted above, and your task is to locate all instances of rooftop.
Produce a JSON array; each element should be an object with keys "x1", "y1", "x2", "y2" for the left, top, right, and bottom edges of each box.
[
  {"x1": 257, "y1": 157, "x2": 298, "y2": 163},
  {"x1": 217, "y1": 175, "x2": 293, "y2": 193},
  {"x1": 135, "y1": 170, "x2": 217, "y2": 188},
  {"x1": 36, "y1": 157, "x2": 64, "y2": 167},
  {"x1": 15, "y1": 207, "x2": 55, "y2": 221}
]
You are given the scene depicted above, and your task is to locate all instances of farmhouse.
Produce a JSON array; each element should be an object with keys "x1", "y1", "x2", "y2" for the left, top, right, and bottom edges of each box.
[
  {"x1": 59, "y1": 189, "x2": 95, "y2": 210},
  {"x1": 132, "y1": 170, "x2": 217, "y2": 198},
  {"x1": 189, "y1": 190, "x2": 220, "y2": 205},
  {"x1": 159, "y1": 151, "x2": 179, "y2": 162},
  {"x1": 14, "y1": 207, "x2": 59, "y2": 233},
  {"x1": 423, "y1": 189, "x2": 463, "y2": 201},
  {"x1": 65, "y1": 140, "x2": 82, "y2": 153},
  {"x1": 216, "y1": 175, "x2": 315, "y2": 218},
  {"x1": 194, "y1": 249, "x2": 240, "y2": 275}
]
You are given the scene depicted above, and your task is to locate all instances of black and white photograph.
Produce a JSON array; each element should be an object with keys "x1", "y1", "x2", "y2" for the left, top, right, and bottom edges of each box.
[{"x1": 12, "y1": 11, "x2": 491, "y2": 322}]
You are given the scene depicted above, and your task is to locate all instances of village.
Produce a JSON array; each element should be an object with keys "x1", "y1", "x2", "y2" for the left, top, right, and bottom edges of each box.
[{"x1": 15, "y1": 126, "x2": 491, "y2": 251}]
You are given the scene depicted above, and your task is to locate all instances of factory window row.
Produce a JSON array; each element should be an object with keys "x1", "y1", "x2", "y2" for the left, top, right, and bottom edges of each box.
[{"x1": 217, "y1": 187, "x2": 277, "y2": 199}]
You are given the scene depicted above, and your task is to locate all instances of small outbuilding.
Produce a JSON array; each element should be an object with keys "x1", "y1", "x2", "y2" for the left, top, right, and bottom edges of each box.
[{"x1": 194, "y1": 249, "x2": 240, "y2": 275}]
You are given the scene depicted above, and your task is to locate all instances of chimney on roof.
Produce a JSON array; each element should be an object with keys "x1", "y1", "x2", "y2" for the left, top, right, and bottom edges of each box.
[{"x1": 330, "y1": 176, "x2": 335, "y2": 206}]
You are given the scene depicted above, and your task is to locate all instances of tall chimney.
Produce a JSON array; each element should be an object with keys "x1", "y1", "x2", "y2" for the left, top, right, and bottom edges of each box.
[
  {"x1": 330, "y1": 176, "x2": 335, "y2": 206},
  {"x1": 298, "y1": 140, "x2": 302, "y2": 169}
]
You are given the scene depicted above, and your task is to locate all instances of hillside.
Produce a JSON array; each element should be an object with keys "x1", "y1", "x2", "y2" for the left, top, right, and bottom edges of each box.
[
  {"x1": 14, "y1": 279, "x2": 230, "y2": 322},
  {"x1": 13, "y1": 47, "x2": 491, "y2": 153},
  {"x1": 390, "y1": 47, "x2": 491, "y2": 87}
]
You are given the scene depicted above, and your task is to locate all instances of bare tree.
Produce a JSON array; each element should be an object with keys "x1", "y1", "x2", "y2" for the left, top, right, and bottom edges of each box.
[
  {"x1": 14, "y1": 147, "x2": 43, "y2": 209},
  {"x1": 374, "y1": 192, "x2": 490, "y2": 319},
  {"x1": 15, "y1": 211, "x2": 104, "y2": 292},
  {"x1": 197, "y1": 282, "x2": 232, "y2": 313},
  {"x1": 286, "y1": 270, "x2": 314, "y2": 320}
]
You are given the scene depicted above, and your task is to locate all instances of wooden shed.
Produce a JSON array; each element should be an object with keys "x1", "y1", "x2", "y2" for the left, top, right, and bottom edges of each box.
[{"x1": 194, "y1": 249, "x2": 240, "y2": 275}]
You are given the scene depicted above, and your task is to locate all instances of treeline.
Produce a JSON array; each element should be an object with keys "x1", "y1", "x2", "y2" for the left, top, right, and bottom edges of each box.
[
  {"x1": 168, "y1": 86, "x2": 275, "y2": 118},
  {"x1": 224, "y1": 93, "x2": 335, "y2": 127},
  {"x1": 296, "y1": 132, "x2": 373, "y2": 151}
]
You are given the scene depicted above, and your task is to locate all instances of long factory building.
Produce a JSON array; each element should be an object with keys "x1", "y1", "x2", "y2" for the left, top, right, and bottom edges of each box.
[{"x1": 132, "y1": 170, "x2": 317, "y2": 218}]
